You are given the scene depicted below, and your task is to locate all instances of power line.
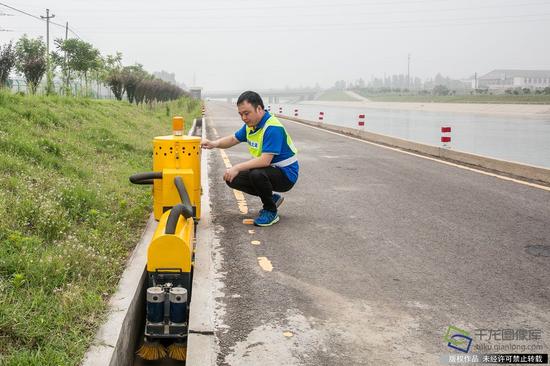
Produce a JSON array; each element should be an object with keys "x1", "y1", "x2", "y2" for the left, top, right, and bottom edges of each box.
[
  {"x1": 64, "y1": 25, "x2": 83, "y2": 40},
  {"x1": 97, "y1": 11, "x2": 550, "y2": 32},
  {"x1": 0, "y1": 2, "x2": 42, "y2": 21},
  {"x1": 108, "y1": 0, "x2": 550, "y2": 13},
  {"x1": 49, "y1": 18, "x2": 82, "y2": 39},
  {"x1": 0, "y1": 2, "x2": 83, "y2": 40},
  {"x1": 125, "y1": 0, "x2": 550, "y2": 21},
  {"x1": 96, "y1": 14, "x2": 550, "y2": 34}
]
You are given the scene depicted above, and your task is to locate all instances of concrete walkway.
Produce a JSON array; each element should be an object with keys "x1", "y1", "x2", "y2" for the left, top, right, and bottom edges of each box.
[{"x1": 203, "y1": 101, "x2": 550, "y2": 366}]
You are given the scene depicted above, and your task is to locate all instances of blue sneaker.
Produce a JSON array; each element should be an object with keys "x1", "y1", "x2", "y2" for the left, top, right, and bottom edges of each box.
[
  {"x1": 272, "y1": 193, "x2": 284, "y2": 208},
  {"x1": 254, "y1": 209, "x2": 280, "y2": 227}
]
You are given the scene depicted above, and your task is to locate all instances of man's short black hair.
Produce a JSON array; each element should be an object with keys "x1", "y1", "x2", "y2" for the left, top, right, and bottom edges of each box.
[{"x1": 237, "y1": 91, "x2": 264, "y2": 110}]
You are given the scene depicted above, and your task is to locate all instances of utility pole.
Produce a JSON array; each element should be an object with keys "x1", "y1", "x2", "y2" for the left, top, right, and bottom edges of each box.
[
  {"x1": 63, "y1": 21, "x2": 69, "y2": 95},
  {"x1": 41, "y1": 9, "x2": 55, "y2": 93}
]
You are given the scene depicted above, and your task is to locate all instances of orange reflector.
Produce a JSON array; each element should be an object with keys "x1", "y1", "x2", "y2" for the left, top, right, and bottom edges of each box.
[{"x1": 173, "y1": 116, "x2": 184, "y2": 136}]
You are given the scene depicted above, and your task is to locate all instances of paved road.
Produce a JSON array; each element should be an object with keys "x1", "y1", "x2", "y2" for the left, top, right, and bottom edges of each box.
[{"x1": 205, "y1": 101, "x2": 550, "y2": 366}]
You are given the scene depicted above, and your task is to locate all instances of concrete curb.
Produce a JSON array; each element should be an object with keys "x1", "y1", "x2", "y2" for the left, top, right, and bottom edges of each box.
[
  {"x1": 190, "y1": 118, "x2": 198, "y2": 136},
  {"x1": 81, "y1": 214, "x2": 157, "y2": 366},
  {"x1": 276, "y1": 114, "x2": 550, "y2": 186},
  {"x1": 186, "y1": 115, "x2": 218, "y2": 365}
]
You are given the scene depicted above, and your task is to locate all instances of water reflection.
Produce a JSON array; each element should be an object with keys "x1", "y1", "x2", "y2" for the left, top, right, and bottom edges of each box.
[{"x1": 273, "y1": 103, "x2": 550, "y2": 169}]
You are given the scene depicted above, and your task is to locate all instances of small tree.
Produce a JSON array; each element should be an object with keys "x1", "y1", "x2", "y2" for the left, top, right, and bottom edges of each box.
[
  {"x1": 134, "y1": 74, "x2": 154, "y2": 105},
  {"x1": 134, "y1": 77, "x2": 185, "y2": 106},
  {"x1": 433, "y1": 84, "x2": 450, "y2": 96},
  {"x1": 91, "y1": 56, "x2": 107, "y2": 98},
  {"x1": 105, "y1": 70, "x2": 125, "y2": 100},
  {"x1": 53, "y1": 38, "x2": 101, "y2": 96},
  {"x1": 22, "y1": 58, "x2": 47, "y2": 94},
  {"x1": 102, "y1": 53, "x2": 124, "y2": 100},
  {"x1": 15, "y1": 35, "x2": 47, "y2": 94},
  {"x1": 0, "y1": 41, "x2": 16, "y2": 88},
  {"x1": 52, "y1": 39, "x2": 72, "y2": 95},
  {"x1": 122, "y1": 64, "x2": 148, "y2": 103}
]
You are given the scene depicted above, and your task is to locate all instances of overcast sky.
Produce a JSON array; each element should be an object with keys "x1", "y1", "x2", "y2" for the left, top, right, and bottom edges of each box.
[{"x1": 1, "y1": 0, "x2": 549, "y2": 91}]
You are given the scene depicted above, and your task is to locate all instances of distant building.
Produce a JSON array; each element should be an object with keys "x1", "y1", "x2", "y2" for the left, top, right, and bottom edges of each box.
[
  {"x1": 189, "y1": 87, "x2": 202, "y2": 100},
  {"x1": 478, "y1": 69, "x2": 550, "y2": 90},
  {"x1": 152, "y1": 70, "x2": 187, "y2": 90},
  {"x1": 153, "y1": 70, "x2": 177, "y2": 85}
]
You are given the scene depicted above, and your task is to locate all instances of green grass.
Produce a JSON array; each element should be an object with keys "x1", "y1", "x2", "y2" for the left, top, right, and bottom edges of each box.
[
  {"x1": 315, "y1": 90, "x2": 361, "y2": 102},
  {"x1": 355, "y1": 93, "x2": 550, "y2": 104},
  {"x1": 0, "y1": 92, "x2": 201, "y2": 365}
]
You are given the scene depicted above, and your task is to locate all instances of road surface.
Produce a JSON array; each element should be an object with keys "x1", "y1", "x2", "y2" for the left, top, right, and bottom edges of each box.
[{"x1": 204, "y1": 101, "x2": 550, "y2": 366}]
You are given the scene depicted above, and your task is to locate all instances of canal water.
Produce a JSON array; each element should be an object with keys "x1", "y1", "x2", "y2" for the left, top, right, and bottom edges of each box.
[{"x1": 269, "y1": 103, "x2": 550, "y2": 169}]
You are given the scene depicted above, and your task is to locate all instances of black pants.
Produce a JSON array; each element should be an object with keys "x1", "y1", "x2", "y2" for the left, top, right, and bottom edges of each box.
[{"x1": 226, "y1": 167, "x2": 294, "y2": 211}]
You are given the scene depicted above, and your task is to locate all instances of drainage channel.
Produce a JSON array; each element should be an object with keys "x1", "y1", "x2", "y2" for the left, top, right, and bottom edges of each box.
[
  {"x1": 127, "y1": 269, "x2": 193, "y2": 365},
  {"x1": 131, "y1": 296, "x2": 188, "y2": 366},
  {"x1": 130, "y1": 118, "x2": 204, "y2": 366},
  {"x1": 129, "y1": 271, "x2": 185, "y2": 366}
]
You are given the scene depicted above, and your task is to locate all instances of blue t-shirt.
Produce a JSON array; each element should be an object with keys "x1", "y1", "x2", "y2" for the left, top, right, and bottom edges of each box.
[{"x1": 234, "y1": 111, "x2": 299, "y2": 184}]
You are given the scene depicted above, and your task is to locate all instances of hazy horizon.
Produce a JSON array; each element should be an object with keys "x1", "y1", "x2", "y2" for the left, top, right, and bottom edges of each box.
[{"x1": 1, "y1": 0, "x2": 549, "y2": 91}]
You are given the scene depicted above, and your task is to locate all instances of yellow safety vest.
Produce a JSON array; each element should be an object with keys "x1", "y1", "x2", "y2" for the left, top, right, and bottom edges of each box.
[{"x1": 246, "y1": 115, "x2": 298, "y2": 167}]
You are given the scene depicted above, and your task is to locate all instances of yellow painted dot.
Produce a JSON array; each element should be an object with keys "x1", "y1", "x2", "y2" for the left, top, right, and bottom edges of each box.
[
  {"x1": 242, "y1": 219, "x2": 254, "y2": 225},
  {"x1": 251, "y1": 240, "x2": 261, "y2": 245},
  {"x1": 257, "y1": 257, "x2": 273, "y2": 272},
  {"x1": 283, "y1": 331, "x2": 294, "y2": 337}
]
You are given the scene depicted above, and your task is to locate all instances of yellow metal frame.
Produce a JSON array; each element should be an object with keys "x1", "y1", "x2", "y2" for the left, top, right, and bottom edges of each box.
[{"x1": 152, "y1": 134, "x2": 201, "y2": 220}]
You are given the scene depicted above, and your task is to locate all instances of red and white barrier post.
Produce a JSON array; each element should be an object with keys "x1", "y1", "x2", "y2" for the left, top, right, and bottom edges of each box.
[
  {"x1": 319, "y1": 112, "x2": 324, "y2": 122},
  {"x1": 358, "y1": 114, "x2": 366, "y2": 130},
  {"x1": 294, "y1": 109, "x2": 299, "y2": 117},
  {"x1": 441, "y1": 126, "x2": 451, "y2": 148}
]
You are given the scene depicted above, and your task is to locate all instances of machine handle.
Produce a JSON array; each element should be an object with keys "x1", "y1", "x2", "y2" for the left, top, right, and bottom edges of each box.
[
  {"x1": 129, "y1": 171, "x2": 162, "y2": 185},
  {"x1": 165, "y1": 204, "x2": 193, "y2": 234}
]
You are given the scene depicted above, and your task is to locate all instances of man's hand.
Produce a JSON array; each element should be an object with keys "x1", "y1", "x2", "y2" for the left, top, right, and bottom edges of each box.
[
  {"x1": 223, "y1": 167, "x2": 239, "y2": 183},
  {"x1": 201, "y1": 139, "x2": 218, "y2": 149}
]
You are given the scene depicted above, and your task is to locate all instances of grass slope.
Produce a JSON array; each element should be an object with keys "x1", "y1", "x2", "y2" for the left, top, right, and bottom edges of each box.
[
  {"x1": 315, "y1": 90, "x2": 360, "y2": 102},
  {"x1": 0, "y1": 92, "x2": 200, "y2": 365}
]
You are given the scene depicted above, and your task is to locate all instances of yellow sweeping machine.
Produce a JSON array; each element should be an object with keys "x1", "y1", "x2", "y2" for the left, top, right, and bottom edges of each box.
[{"x1": 129, "y1": 116, "x2": 201, "y2": 361}]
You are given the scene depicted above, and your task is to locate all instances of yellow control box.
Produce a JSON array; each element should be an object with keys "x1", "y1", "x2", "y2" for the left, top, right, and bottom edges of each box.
[{"x1": 152, "y1": 117, "x2": 201, "y2": 220}]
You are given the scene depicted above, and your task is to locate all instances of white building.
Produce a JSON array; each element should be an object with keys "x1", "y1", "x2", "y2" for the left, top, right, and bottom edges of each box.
[{"x1": 478, "y1": 69, "x2": 550, "y2": 90}]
